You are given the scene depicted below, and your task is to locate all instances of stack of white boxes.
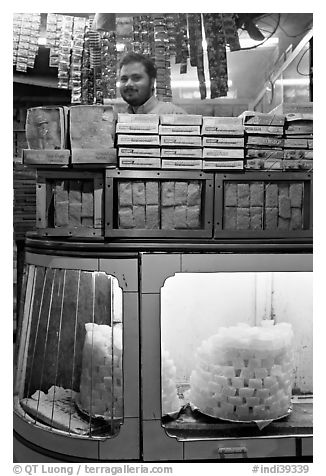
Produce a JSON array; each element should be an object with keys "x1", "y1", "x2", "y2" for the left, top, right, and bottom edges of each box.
[
  {"x1": 201, "y1": 117, "x2": 245, "y2": 170},
  {"x1": 159, "y1": 115, "x2": 203, "y2": 170},
  {"x1": 283, "y1": 113, "x2": 313, "y2": 171},
  {"x1": 242, "y1": 112, "x2": 285, "y2": 171},
  {"x1": 117, "y1": 113, "x2": 161, "y2": 169}
]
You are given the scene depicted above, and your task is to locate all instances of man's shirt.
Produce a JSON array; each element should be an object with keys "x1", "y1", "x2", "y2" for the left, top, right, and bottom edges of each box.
[{"x1": 127, "y1": 95, "x2": 186, "y2": 114}]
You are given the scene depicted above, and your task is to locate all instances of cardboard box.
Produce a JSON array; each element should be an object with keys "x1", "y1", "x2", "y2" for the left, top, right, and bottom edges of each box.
[
  {"x1": 119, "y1": 157, "x2": 161, "y2": 169},
  {"x1": 283, "y1": 138, "x2": 312, "y2": 149},
  {"x1": 202, "y1": 116, "x2": 244, "y2": 136},
  {"x1": 161, "y1": 148, "x2": 202, "y2": 158},
  {"x1": 203, "y1": 148, "x2": 244, "y2": 159},
  {"x1": 244, "y1": 125, "x2": 284, "y2": 135},
  {"x1": 240, "y1": 111, "x2": 285, "y2": 126},
  {"x1": 117, "y1": 135, "x2": 160, "y2": 146},
  {"x1": 203, "y1": 136, "x2": 244, "y2": 148},
  {"x1": 118, "y1": 147, "x2": 161, "y2": 157},
  {"x1": 283, "y1": 159, "x2": 313, "y2": 170},
  {"x1": 283, "y1": 149, "x2": 313, "y2": 160},
  {"x1": 161, "y1": 159, "x2": 203, "y2": 169},
  {"x1": 25, "y1": 106, "x2": 66, "y2": 150},
  {"x1": 245, "y1": 149, "x2": 284, "y2": 159},
  {"x1": 160, "y1": 135, "x2": 202, "y2": 147},
  {"x1": 70, "y1": 105, "x2": 115, "y2": 149},
  {"x1": 160, "y1": 114, "x2": 202, "y2": 125},
  {"x1": 116, "y1": 123, "x2": 159, "y2": 134},
  {"x1": 246, "y1": 136, "x2": 284, "y2": 148},
  {"x1": 117, "y1": 113, "x2": 159, "y2": 124},
  {"x1": 159, "y1": 125, "x2": 201, "y2": 135},
  {"x1": 203, "y1": 160, "x2": 244, "y2": 170},
  {"x1": 245, "y1": 158, "x2": 283, "y2": 170}
]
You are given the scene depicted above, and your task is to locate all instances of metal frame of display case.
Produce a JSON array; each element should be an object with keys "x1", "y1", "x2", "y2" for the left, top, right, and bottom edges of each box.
[
  {"x1": 214, "y1": 172, "x2": 313, "y2": 241},
  {"x1": 13, "y1": 251, "x2": 140, "y2": 462},
  {"x1": 140, "y1": 252, "x2": 313, "y2": 461},
  {"x1": 105, "y1": 170, "x2": 214, "y2": 239}
]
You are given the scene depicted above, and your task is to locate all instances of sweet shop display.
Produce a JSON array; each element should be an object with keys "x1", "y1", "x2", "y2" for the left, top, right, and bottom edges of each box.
[
  {"x1": 79, "y1": 323, "x2": 123, "y2": 419},
  {"x1": 189, "y1": 321, "x2": 294, "y2": 421}
]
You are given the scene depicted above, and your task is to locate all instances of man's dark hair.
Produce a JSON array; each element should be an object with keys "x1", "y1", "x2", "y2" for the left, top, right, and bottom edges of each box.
[{"x1": 118, "y1": 52, "x2": 157, "y2": 80}]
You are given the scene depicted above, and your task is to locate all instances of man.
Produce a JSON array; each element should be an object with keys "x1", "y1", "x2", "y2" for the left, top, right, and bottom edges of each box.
[{"x1": 118, "y1": 52, "x2": 186, "y2": 114}]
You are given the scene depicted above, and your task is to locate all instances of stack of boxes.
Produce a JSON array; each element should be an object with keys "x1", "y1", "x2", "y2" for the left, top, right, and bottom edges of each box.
[
  {"x1": 242, "y1": 112, "x2": 285, "y2": 171},
  {"x1": 283, "y1": 113, "x2": 313, "y2": 171},
  {"x1": 201, "y1": 117, "x2": 245, "y2": 170},
  {"x1": 160, "y1": 115, "x2": 202, "y2": 170},
  {"x1": 117, "y1": 113, "x2": 161, "y2": 169}
]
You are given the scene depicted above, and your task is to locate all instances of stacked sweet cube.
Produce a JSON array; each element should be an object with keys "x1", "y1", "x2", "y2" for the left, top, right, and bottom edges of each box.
[
  {"x1": 54, "y1": 179, "x2": 94, "y2": 227},
  {"x1": 201, "y1": 116, "x2": 245, "y2": 170},
  {"x1": 223, "y1": 181, "x2": 305, "y2": 231},
  {"x1": 283, "y1": 113, "x2": 313, "y2": 171},
  {"x1": 241, "y1": 111, "x2": 285, "y2": 171},
  {"x1": 79, "y1": 323, "x2": 123, "y2": 419},
  {"x1": 161, "y1": 348, "x2": 180, "y2": 415},
  {"x1": 118, "y1": 180, "x2": 202, "y2": 230},
  {"x1": 160, "y1": 115, "x2": 203, "y2": 170},
  {"x1": 117, "y1": 113, "x2": 161, "y2": 169},
  {"x1": 189, "y1": 321, "x2": 294, "y2": 421}
]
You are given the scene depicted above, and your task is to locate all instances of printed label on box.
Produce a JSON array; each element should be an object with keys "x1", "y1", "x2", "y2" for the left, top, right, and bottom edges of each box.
[
  {"x1": 119, "y1": 157, "x2": 161, "y2": 168},
  {"x1": 203, "y1": 148, "x2": 244, "y2": 159},
  {"x1": 244, "y1": 125, "x2": 284, "y2": 135},
  {"x1": 160, "y1": 135, "x2": 202, "y2": 147},
  {"x1": 116, "y1": 123, "x2": 159, "y2": 134},
  {"x1": 117, "y1": 135, "x2": 160, "y2": 146},
  {"x1": 118, "y1": 147, "x2": 161, "y2": 157},
  {"x1": 161, "y1": 148, "x2": 202, "y2": 158},
  {"x1": 161, "y1": 159, "x2": 203, "y2": 169},
  {"x1": 203, "y1": 160, "x2": 244, "y2": 170},
  {"x1": 160, "y1": 114, "x2": 202, "y2": 125},
  {"x1": 23, "y1": 149, "x2": 70, "y2": 165},
  {"x1": 203, "y1": 136, "x2": 245, "y2": 147},
  {"x1": 159, "y1": 125, "x2": 201, "y2": 135}
]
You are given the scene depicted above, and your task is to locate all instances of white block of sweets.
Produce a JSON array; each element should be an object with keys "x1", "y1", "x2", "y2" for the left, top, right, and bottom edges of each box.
[
  {"x1": 79, "y1": 323, "x2": 123, "y2": 419},
  {"x1": 161, "y1": 348, "x2": 180, "y2": 414},
  {"x1": 189, "y1": 320, "x2": 294, "y2": 421}
]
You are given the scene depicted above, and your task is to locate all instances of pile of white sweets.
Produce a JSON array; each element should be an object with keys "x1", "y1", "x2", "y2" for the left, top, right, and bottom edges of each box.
[
  {"x1": 189, "y1": 321, "x2": 294, "y2": 421},
  {"x1": 161, "y1": 348, "x2": 180, "y2": 414},
  {"x1": 79, "y1": 323, "x2": 123, "y2": 419}
]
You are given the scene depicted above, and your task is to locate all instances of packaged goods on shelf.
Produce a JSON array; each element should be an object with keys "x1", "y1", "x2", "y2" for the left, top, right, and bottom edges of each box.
[
  {"x1": 162, "y1": 159, "x2": 203, "y2": 170},
  {"x1": 240, "y1": 111, "x2": 285, "y2": 127},
  {"x1": 119, "y1": 157, "x2": 161, "y2": 169},
  {"x1": 202, "y1": 116, "x2": 244, "y2": 136},
  {"x1": 119, "y1": 148, "x2": 161, "y2": 158},
  {"x1": 189, "y1": 321, "x2": 294, "y2": 422},
  {"x1": 246, "y1": 136, "x2": 284, "y2": 148},
  {"x1": 203, "y1": 160, "x2": 244, "y2": 170},
  {"x1": 159, "y1": 125, "x2": 201, "y2": 136},
  {"x1": 203, "y1": 136, "x2": 245, "y2": 148},
  {"x1": 245, "y1": 159, "x2": 283, "y2": 171},
  {"x1": 246, "y1": 149, "x2": 284, "y2": 160},
  {"x1": 161, "y1": 148, "x2": 202, "y2": 158},
  {"x1": 283, "y1": 138, "x2": 313, "y2": 149},
  {"x1": 118, "y1": 113, "x2": 159, "y2": 124},
  {"x1": 244, "y1": 125, "x2": 284, "y2": 136},
  {"x1": 116, "y1": 123, "x2": 159, "y2": 134},
  {"x1": 203, "y1": 148, "x2": 244, "y2": 159},
  {"x1": 283, "y1": 150, "x2": 313, "y2": 160},
  {"x1": 117, "y1": 135, "x2": 160, "y2": 146},
  {"x1": 160, "y1": 135, "x2": 202, "y2": 147},
  {"x1": 160, "y1": 114, "x2": 202, "y2": 126},
  {"x1": 25, "y1": 107, "x2": 66, "y2": 150},
  {"x1": 283, "y1": 160, "x2": 313, "y2": 171}
]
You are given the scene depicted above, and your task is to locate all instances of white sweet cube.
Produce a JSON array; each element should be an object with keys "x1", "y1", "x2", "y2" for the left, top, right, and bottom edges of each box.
[
  {"x1": 252, "y1": 404, "x2": 265, "y2": 419},
  {"x1": 231, "y1": 377, "x2": 244, "y2": 388},
  {"x1": 248, "y1": 358, "x2": 262, "y2": 370},
  {"x1": 222, "y1": 385, "x2": 237, "y2": 397},
  {"x1": 233, "y1": 358, "x2": 245, "y2": 369},
  {"x1": 265, "y1": 395, "x2": 276, "y2": 407},
  {"x1": 239, "y1": 387, "x2": 255, "y2": 398},
  {"x1": 271, "y1": 365, "x2": 283, "y2": 377},
  {"x1": 254, "y1": 368, "x2": 268, "y2": 379},
  {"x1": 269, "y1": 382, "x2": 279, "y2": 395},
  {"x1": 220, "y1": 401, "x2": 234, "y2": 416},
  {"x1": 236, "y1": 405, "x2": 250, "y2": 420},
  {"x1": 222, "y1": 366, "x2": 236, "y2": 378},
  {"x1": 246, "y1": 396, "x2": 260, "y2": 407},
  {"x1": 264, "y1": 376, "x2": 277, "y2": 388},
  {"x1": 249, "y1": 378, "x2": 263, "y2": 389},
  {"x1": 269, "y1": 402, "x2": 281, "y2": 418},
  {"x1": 256, "y1": 388, "x2": 270, "y2": 400},
  {"x1": 216, "y1": 375, "x2": 228, "y2": 386},
  {"x1": 240, "y1": 368, "x2": 254, "y2": 379},
  {"x1": 228, "y1": 396, "x2": 243, "y2": 405}
]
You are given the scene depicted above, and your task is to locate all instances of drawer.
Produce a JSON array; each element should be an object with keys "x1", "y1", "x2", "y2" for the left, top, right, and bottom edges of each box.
[{"x1": 184, "y1": 437, "x2": 296, "y2": 460}]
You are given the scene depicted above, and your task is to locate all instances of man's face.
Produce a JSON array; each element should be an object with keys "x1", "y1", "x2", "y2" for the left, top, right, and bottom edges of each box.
[{"x1": 119, "y1": 62, "x2": 154, "y2": 107}]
